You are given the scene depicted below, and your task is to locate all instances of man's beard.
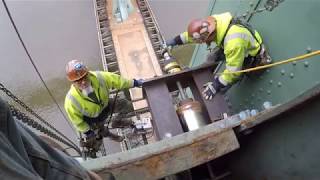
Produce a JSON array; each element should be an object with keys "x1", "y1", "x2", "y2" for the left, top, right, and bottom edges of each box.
[{"x1": 81, "y1": 84, "x2": 94, "y2": 96}]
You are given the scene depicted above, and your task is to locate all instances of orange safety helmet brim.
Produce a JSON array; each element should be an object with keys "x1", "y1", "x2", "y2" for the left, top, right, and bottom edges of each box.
[{"x1": 66, "y1": 60, "x2": 88, "y2": 82}]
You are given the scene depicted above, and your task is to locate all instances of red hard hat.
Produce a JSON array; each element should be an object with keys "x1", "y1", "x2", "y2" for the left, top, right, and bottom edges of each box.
[
  {"x1": 65, "y1": 60, "x2": 88, "y2": 82},
  {"x1": 187, "y1": 17, "x2": 216, "y2": 42}
]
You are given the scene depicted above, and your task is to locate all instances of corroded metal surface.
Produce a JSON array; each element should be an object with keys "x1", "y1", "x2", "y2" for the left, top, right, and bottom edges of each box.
[
  {"x1": 82, "y1": 82, "x2": 320, "y2": 179},
  {"x1": 82, "y1": 121, "x2": 239, "y2": 180}
]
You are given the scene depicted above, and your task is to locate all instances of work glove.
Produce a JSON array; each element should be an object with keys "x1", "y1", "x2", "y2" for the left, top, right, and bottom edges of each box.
[
  {"x1": 133, "y1": 79, "x2": 144, "y2": 87},
  {"x1": 84, "y1": 129, "x2": 95, "y2": 140},
  {"x1": 161, "y1": 44, "x2": 172, "y2": 56},
  {"x1": 202, "y1": 76, "x2": 226, "y2": 100}
]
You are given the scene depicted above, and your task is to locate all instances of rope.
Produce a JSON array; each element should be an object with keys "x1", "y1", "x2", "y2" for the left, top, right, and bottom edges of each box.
[
  {"x1": 220, "y1": 50, "x2": 320, "y2": 74},
  {"x1": 2, "y1": 0, "x2": 78, "y2": 138}
]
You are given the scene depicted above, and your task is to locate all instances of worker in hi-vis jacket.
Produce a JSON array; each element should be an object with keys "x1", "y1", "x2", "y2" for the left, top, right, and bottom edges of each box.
[
  {"x1": 64, "y1": 60, "x2": 143, "y2": 142},
  {"x1": 166, "y1": 12, "x2": 271, "y2": 100}
]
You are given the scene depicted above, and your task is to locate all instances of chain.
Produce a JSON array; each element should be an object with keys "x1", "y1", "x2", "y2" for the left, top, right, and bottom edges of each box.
[
  {"x1": 241, "y1": 0, "x2": 285, "y2": 19},
  {"x1": 0, "y1": 82, "x2": 80, "y2": 153},
  {"x1": 9, "y1": 104, "x2": 81, "y2": 154}
]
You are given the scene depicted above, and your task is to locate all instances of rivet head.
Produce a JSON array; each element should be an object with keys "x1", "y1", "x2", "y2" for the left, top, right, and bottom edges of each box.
[
  {"x1": 266, "y1": 69, "x2": 270, "y2": 73},
  {"x1": 290, "y1": 73, "x2": 294, "y2": 78},
  {"x1": 292, "y1": 61, "x2": 297, "y2": 66},
  {"x1": 269, "y1": 80, "x2": 273, "y2": 84},
  {"x1": 250, "y1": 2, "x2": 254, "y2": 6},
  {"x1": 281, "y1": 69, "x2": 285, "y2": 75},
  {"x1": 267, "y1": 90, "x2": 271, "y2": 95},
  {"x1": 259, "y1": 88, "x2": 263, "y2": 92},
  {"x1": 164, "y1": 133, "x2": 172, "y2": 138},
  {"x1": 306, "y1": 46, "x2": 312, "y2": 53},
  {"x1": 251, "y1": 93, "x2": 255, "y2": 97},
  {"x1": 304, "y1": 61, "x2": 309, "y2": 67},
  {"x1": 277, "y1": 82, "x2": 282, "y2": 87}
]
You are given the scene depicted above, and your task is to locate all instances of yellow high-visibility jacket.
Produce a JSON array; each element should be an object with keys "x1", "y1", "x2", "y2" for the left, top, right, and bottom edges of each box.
[
  {"x1": 178, "y1": 12, "x2": 262, "y2": 85},
  {"x1": 64, "y1": 71, "x2": 133, "y2": 132}
]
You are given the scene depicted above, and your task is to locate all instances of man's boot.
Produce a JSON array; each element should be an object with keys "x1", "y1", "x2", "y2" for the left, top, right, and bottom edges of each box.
[
  {"x1": 101, "y1": 127, "x2": 124, "y2": 142},
  {"x1": 107, "y1": 132, "x2": 125, "y2": 142},
  {"x1": 111, "y1": 116, "x2": 134, "y2": 128}
]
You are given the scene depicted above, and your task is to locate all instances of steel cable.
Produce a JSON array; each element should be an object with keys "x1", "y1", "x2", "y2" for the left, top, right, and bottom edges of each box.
[{"x1": 2, "y1": 0, "x2": 79, "y2": 149}]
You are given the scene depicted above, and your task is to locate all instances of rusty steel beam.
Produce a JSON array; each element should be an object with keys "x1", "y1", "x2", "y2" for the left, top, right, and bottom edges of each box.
[{"x1": 81, "y1": 120, "x2": 240, "y2": 180}]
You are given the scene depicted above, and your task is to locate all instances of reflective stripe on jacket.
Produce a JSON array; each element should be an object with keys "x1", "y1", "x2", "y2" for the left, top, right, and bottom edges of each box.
[
  {"x1": 64, "y1": 71, "x2": 133, "y2": 132},
  {"x1": 218, "y1": 13, "x2": 262, "y2": 85},
  {"x1": 179, "y1": 12, "x2": 262, "y2": 85}
]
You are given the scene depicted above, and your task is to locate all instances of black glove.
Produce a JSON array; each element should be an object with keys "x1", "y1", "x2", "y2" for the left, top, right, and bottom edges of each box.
[
  {"x1": 133, "y1": 79, "x2": 144, "y2": 87},
  {"x1": 84, "y1": 129, "x2": 95, "y2": 139},
  {"x1": 202, "y1": 76, "x2": 226, "y2": 100}
]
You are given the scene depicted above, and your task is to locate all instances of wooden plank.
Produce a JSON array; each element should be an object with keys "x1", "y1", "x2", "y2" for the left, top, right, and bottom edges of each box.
[
  {"x1": 81, "y1": 122, "x2": 239, "y2": 180},
  {"x1": 106, "y1": 0, "x2": 162, "y2": 110}
]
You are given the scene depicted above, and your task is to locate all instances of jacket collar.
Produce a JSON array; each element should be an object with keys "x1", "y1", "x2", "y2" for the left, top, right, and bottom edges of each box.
[{"x1": 212, "y1": 12, "x2": 232, "y2": 46}]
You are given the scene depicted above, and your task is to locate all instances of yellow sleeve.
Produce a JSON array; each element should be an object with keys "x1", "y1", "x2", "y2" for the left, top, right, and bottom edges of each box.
[
  {"x1": 64, "y1": 99, "x2": 90, "y2": 133},
  {"x1": 180, "y1": 31, "x2": 194, "y2": 44},
  {"x1": 100, "y1": 71, "x2": 133, "y2": 90},
  {"x1": 220, "y1": 44, "x2": 246, "y2": 85}
]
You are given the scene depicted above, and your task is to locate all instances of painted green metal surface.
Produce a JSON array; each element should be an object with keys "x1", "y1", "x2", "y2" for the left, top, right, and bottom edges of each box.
[
  {"x1": 229, "y1": 95, "x2": 320, "y2": 179},
  {"x1": 188, "y1": 0, "x2": 320, "y2": 179},
  {"x1": 190, "y1": 0, "x2": 320, "y2": 114}
]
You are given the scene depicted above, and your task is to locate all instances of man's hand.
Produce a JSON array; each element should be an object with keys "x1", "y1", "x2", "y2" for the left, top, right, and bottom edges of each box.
[
  {"x1": 133, "y1": 79, "x2": 144, "y2": 87},
  {"x1": 161, "y1": 44, "x2": 172, "y2": 56},
  {"x1": 84, "y1": 129, "x2": 95, "y2": 140},
  {"x1": 202, "y1": 77, "x2": 226, "y2": 100},
  {"x1": 202, "y1": 82, "x2": 217, "y2": 100}
]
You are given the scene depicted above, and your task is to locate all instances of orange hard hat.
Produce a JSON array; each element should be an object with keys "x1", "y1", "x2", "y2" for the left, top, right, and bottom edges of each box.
[
  {"x1": 187, "y1": 17, "x2": 216, "y2": 43},
  {"x1": 65, "y1": 60, "x2": 88, "y2": 82}
]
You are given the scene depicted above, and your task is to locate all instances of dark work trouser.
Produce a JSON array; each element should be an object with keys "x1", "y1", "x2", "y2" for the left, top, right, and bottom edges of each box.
[
  {"x1": 0, "y1": 97, "x2": 91, "y2": 180},
  {"x1": 83, "y1": 98, "x2": 133, "y2": 128}
]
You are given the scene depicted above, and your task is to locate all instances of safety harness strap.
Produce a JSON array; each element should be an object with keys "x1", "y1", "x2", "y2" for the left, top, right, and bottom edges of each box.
[
  {"x1": 223, "y1": 33, "x2": 257, "y2": 50},
  {"x1": 222, "y1": 17, "x2": 261, "y2": 48}
]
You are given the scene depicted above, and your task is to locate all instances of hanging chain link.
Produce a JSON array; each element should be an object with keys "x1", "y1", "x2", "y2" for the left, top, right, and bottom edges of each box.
[
  {"x1": 9, "y1": 105, "x2": 78, "y2": 151},
  {"x1": 0, "y1": 82, "x2": 80, "y2": 153}
]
